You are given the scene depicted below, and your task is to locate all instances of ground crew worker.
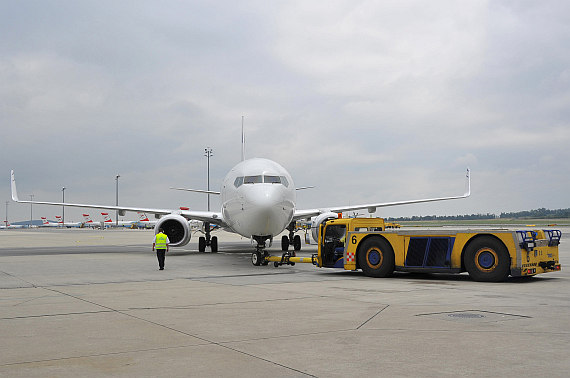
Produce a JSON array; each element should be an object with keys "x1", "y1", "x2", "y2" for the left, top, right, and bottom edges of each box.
[{"x1": 152, "y1": 228, "x2": 170, "y2": 270}]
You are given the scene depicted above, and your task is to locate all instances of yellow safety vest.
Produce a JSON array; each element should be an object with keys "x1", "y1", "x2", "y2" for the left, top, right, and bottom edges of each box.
[{"x1": 155, "y1": 233, "x2": 168, "y2": 249}]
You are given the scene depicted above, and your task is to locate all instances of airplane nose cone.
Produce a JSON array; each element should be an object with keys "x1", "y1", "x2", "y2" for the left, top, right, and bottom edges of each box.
[
  {"x1": 240, "y1": 185, "x2": 294, "y2": 236},
  {"x1": 243, "y1": 185, "x2": 282, "y2": 207}
]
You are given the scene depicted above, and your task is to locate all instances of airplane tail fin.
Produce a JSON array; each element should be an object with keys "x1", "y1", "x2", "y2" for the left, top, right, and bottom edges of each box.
[
  {"x1": 10, "y1": 170, "x2": 19, "y2": 202},
  {"x1": 138, "y1": 212, "x2": 150, "y2": 222},
  {"x1": 464, "y1": 168, "x2": 471, "y2": 197},
  {"x1": 101, "y1": 213, "x2": 113, "y2": 223},
  {"x1": 82, "y1": 214, "x2": 92, "y2": 223},
  {"x1": 41, "y1": 217, "x2": 48, "y2": 225}
]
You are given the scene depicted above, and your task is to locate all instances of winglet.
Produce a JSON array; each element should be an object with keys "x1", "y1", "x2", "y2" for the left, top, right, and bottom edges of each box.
[
  {"x1": 465, "y1": 168, "x2": 471, "y2": 197},
  {"x1": 10, "y1": 170, "x2": 19, "y2": 202}
]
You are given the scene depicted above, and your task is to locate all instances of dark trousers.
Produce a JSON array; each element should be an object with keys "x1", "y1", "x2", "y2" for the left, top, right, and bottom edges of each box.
[{"x1": 156, "y1": 249, "x2": 166, "y2": 269}]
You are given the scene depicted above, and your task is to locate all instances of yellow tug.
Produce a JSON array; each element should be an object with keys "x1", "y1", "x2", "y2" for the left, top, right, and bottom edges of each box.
[{"x1": 266, "y1": 217, "x2": 561, "y2": 282}]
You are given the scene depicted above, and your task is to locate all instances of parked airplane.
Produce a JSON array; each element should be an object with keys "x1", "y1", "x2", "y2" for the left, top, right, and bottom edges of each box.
[
  {"x1": 40, "y1": 217, "x2": 60, "y2": 227},
  {"x1": 81, "y1": 213, "x2": 100, "y2": 228},
  {"x1": 1, "y1": 221, "x2": 26, "y2": 229},
  {"x1": 54, "y1": 216, "x2": 83, "y2": 228},
  {"x1": 10, "y1": 163, "x2": 470, "y2": 264},
  {"x1": 100, "y1": 212, "x2": 138, "y2": 228},
  {"x1": 136, "y1": 212, "x2": 158, "y2": 228}
]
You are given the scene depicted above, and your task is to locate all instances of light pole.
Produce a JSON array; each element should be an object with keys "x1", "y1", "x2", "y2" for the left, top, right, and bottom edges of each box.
[
  {"x1": 204, "y1": 148, "x2": 213, "y2": 211},
  {"x1": 5, "y1": 201, "x2": 8, "y2": 228},
  {"x1": 62, "y1": 187, "x2": 66, "y2": 226},
  {"x1": 115, "y1": 174, "x2": 120, "y2": 227},
  {"x1": 203, "y1": 147, "x2": 214, "y2": 249},
  {"x1": 29, "y1": 194, "x2": 34, "y2": 228}
]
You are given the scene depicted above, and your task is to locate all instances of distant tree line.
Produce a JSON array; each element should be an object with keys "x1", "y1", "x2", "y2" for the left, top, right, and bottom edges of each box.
[
  {"x1": 385, "y1": 208, "x2": 570, "y2": 221},
  {"x1": 498, "y1": 208, "x2": 570, "y2": 219}
]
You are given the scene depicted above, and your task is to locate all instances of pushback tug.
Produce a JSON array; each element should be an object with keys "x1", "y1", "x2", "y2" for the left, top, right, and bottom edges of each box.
[{"x1": 264, "y1": 217, "x2": 561, "y2": 282}]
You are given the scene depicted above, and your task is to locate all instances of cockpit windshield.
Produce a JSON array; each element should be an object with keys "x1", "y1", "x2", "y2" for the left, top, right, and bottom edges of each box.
[
  {"x1": 234, "y1": 175, "x2": 289, "y2": 188},
  {"x1": 244, "y1": 175, "x2": 263, "y2": 184},
  {"x1": 264, "y1": 175, "x2": 281, "y2": 184}
]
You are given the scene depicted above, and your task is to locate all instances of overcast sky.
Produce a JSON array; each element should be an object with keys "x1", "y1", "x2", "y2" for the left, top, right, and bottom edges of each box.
[{"x1": 1, "y1": 0, "x2": 569, "y2": 222}]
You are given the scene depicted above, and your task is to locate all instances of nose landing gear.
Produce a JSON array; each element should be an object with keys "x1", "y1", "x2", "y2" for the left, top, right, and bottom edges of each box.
[{"x1": 251, "y1": 235, "x2": 270, "y2": 266}]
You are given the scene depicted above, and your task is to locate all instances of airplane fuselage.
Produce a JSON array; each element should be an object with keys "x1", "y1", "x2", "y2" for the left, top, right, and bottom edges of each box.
[{"x1": 221, "y1": 158, "x2": 296, "y2": 240}]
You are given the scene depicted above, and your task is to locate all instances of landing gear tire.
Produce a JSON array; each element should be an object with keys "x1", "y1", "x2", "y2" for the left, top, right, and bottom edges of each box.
[
  {"x1": 198, "y1": 237, "x2": 206, "y2": 252},
  {"x1": 252, "y1": 251, "x2": 263, "y2": 266},
  {"x1": 464, "y1": 237, "x2": 510, "y2": 282},
  {"x1": 281, "y1": 235, "x2": 289, "y2": 251},
  {"x1": 357, "y1": 237, "x2": 395, "y2": 278},
  {"x1": 211, "y1": 236, "x2": 218, "y2": 253},
  {"x1": 293, "y1": 235, "x2": 302, "y2": 251}
]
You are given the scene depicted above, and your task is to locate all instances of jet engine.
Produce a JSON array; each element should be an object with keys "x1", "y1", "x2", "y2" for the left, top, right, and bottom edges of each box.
[
  {"x1": 310, "y1": 212, "x2": 339, "y2": 243},
  {"x1": 154, "y1": 214, "x2": 191, "y2": 247}
]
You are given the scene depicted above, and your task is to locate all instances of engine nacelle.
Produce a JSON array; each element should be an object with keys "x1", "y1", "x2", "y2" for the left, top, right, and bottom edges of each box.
[
  {"x1": 154, "y1": 214, "x2": 191, "y2": 247},
  {"x1": 310, "y1": 212, "x2": 339, "y2": 243}
]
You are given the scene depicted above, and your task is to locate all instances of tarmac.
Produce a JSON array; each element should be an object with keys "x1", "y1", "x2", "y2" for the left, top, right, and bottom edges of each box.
[{"x1": 0, "y1": 226, "x2": 569, "y2": 377}]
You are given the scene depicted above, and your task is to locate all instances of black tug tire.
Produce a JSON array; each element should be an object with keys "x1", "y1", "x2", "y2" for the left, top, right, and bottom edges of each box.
[
  {"x1": 464, "y1": 236, "x2": 510, "y2": 282},
  {"x1": 198, "y1": 237, "x2": 206, "y2": 252},
  {"x1": 281, "y1": 235, "x2": 289, "y2": 251},
  {"x1": 293, "y1": 235, "x2": 302, "y2": 251},
  {"x1": 210, "y1": 236, "x2": 218, "y2": 253},
  {"x1": 357, "y1": 237, "x2": 395, "y2": 278}
]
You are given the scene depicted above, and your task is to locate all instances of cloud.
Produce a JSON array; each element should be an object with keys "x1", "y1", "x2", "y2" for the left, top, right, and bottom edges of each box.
[{"x1": 1, "y1": 1, "x2": 569, "y2": 222}]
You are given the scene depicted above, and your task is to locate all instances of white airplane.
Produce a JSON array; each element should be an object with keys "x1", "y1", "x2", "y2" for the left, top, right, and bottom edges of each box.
[
  {"x1": 1, "y1": 221, "x2": 26, "y2": 229},
  {"x1": 40, "y1": 217, "x2": 60, "y2": 227},
  {"x1": 100, "y1": 212, "x2": 138, "y2": 228},
  {"x1": 136, "y1": 212, "x2": 158, "y2": 228},
  {"x1": 10, "y1": 161, "x2": 470, "y2": 264},
  {"x1": 82, "y1": 213, "x2": 97, "y2": 228},
  {"x1": 54, "y1": 216, "x2": 83, "y2": 228}
]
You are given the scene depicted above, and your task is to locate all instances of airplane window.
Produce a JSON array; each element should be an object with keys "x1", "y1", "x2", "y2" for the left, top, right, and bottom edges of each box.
[
  {"x1": 234, "y1": 176, "x2": 244, "y2": 188},
  {"x1": 264, "y1": 175, "x2": 281, "y2": 184},
  {"x1": 244, "y1": 175, "x2": 263, "y2": 184},
  {"x1": 280, "y1": 176, "x2": 289, "y2": 187}
]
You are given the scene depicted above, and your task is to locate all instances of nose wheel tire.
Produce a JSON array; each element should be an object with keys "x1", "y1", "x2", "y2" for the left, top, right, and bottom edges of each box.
[
  {"x1": 252, "y1": 251, "x2": 263, "y2": 266},
  {"x1": 211, "y1": 236, "x2": 218, "y2": 253}
]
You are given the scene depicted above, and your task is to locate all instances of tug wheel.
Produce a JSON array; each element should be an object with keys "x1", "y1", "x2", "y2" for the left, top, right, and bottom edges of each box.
[
  {"x1": 464, "y1": 237, "x2": 510, "y2": 282},
  {"x1": 357, "y1": 237, "x2": 394, "y2": 278}
]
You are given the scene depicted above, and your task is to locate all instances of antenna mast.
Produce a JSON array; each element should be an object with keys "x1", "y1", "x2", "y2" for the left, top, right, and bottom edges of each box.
[{"x1": 241, "y1": 115, "x2": 245, "y2": 161}]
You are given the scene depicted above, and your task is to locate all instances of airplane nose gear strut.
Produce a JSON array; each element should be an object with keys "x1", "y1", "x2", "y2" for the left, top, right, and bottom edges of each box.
[{"x1": 251, "y1": 236, "x2": 270, "y2": 266}]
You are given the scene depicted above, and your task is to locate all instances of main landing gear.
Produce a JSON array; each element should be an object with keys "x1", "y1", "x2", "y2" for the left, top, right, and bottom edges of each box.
[
  {"x1": 198, "y1": 221, "x2": 218, "y2": 253},
  {"x1": 251, "y1": 236, "x2": 270, "y2": 266},
  {"x1": 281, "y1": 221, "x2": 302, "y2": 252}
]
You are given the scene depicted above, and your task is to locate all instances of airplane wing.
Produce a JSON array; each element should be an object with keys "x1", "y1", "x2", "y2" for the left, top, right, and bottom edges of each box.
[
  {"x1": 293, "y1": 168, "x2": 471, "y2": 220},
  {"x1": 10, "y1": 170, "x2": 227, "y2": 226}
]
